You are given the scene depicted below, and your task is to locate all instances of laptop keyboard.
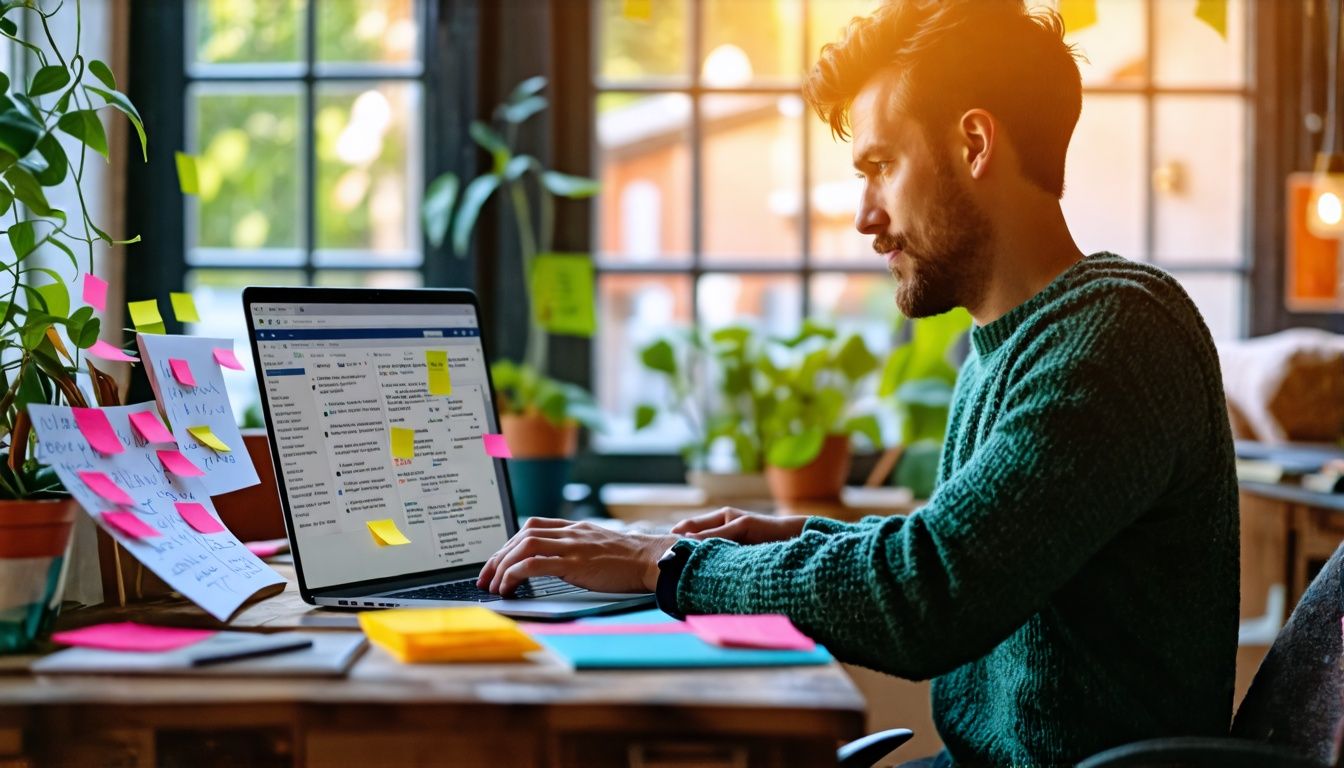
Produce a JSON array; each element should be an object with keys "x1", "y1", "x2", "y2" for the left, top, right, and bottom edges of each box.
[{"x1": 386, "y1": 576, "x2": 586, "y2": 603}]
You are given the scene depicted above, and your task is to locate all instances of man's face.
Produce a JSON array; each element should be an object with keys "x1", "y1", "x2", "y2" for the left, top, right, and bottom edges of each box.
[{"x1": 850, "y1": 75, "x2": 992, "y2": 318}]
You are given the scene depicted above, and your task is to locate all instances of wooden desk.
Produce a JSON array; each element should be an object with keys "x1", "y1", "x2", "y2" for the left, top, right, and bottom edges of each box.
[{"x1": 0, "y1": 569, "x2": 866, "y2": 768}]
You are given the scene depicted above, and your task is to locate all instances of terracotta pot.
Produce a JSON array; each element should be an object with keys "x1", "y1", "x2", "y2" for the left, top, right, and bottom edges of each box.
[
  {"x1": 0, "y1": 498, "x2": 78, "y2": 559},
  {"x1": 0, "y1": 498, "x2": 79, "y2": 653},
  {"x1": 766, "y1": 435, "x2": 852, "y2": 503},
  {"x1": 500, "y1": 412, "x2": 578, "y2": 459}
]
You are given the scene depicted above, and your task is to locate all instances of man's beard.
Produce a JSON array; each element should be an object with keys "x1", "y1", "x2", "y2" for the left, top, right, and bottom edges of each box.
[{"x1": 875, "y1": 159, "x2": 992, "y2": 318}]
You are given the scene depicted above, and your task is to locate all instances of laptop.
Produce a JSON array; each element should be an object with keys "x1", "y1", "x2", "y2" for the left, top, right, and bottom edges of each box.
[{"x1": 242, "y1": 286, "x2": 653, "y2": 619}]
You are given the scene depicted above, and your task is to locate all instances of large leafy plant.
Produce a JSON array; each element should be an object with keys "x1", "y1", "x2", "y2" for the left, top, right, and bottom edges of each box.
[
  {"x1": 0, "y1": 0, "x2": 145, "y2": 499},
  {"x1": 421, "y1": 76, "x2": 599, "y2": 427},
  {"x1": 877, "y1": 308, "x2": 972, "y2": 446}
]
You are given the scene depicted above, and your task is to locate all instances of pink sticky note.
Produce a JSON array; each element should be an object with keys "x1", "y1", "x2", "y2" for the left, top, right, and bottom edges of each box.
[
  {"x1": 77, "y1": 470, "x2": 134, "y2": 506},
  {"x1": 684, "y1": 614, "x2": 816, "y2": 651},
  {"x1": 72, "y1": 407, "x2": 124, "y2": 455},
  {"x1": 100, "y1": 510, "x2": 160, "y2": 540},
  {"x1": 214, "y1": 347, "x2": 244, "y2": 371},
  {"x1": 82, "y1": 274, "x2": 108, "y2": 312},
  {"x1": 169, "y1": 358, "x2": 196, "y2": 387},
  {"x1": 483, "y1": 433, "x2": 512, "y2": 459},
  {"x1": 157, "y1": 449, "x2": 205, "y2": 477},
  {"x1": 51, "y1": 622, "x2": 215, "y2": 652},
  {"x1": 520, "y1": 622, "x2": 687, "y2": 636},
  {"x1": 175, "y1": 501, "x2": 225, "y2": 534},
  {"x1": 128, "y1": 411, "x2": 175, "y2": 444},
  {"x1": 245, "y1": 538, "x2": 289, "y2": 558},
  {"x1": 87, "y1": 339, "x2": 138, "y2": 363}
]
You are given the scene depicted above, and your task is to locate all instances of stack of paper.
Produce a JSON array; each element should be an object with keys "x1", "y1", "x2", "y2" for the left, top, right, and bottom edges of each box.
[{"x1": 358, "y1": 607, "x2": 541, "y2": 663}]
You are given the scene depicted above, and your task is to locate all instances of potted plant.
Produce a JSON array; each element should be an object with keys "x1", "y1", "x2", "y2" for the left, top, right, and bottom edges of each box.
[
  {"x1": 0, "y1": 0, "x2": 146, "y2": 650},
  {"x1": 421, "y1": 76, "x2": 601, "y2": 517}
]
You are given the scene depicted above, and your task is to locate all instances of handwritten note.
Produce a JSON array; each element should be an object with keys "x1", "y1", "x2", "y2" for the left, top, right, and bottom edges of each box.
[
  {"x1": 101, "y1": 510, "x2": 160, "y2": 539},
  {"x1": 366, "y1": 518, "x2": 411, "y2": 547},
  {"x1": 684, "y1": 614, "x2": 816, "y2": 651},
  {"x1": 137, "y1": 334, "x2": 259, "y2": 495},
  {"x1": 51, "y1": 622, "x2": 215, "y2": 652},
  {"x1": 30, "y1": 402, "x2": 284, "y2": 621},
  {"x1": 169, "y1": 358, "x2": 196, "y2": 387},
  {"x1": 72, "y1": 407, "x2": 124, "y2": 455},
  {"x1": 82, "y1": 274, "x2": 108, "y2": 312},
  {"x1": 79, "y1": 471, "x2": 135, "y2": 506},
  {"x1": 170, "y1": 292, "x2": 200, "y2": 323},
  {"x1": 128, "y1": 299, "x2": 165, "y2": 335},
  {"x1": 530, "y1": 253, "x2": 596, "y2": 337},
  {"x1": 213, "y1": 346, "x2": 245, "y2": 371},
  {"x1": 128, "y1": 411, "x2": 175, "y2": 444},
  {"x1": 88, "y1": 339, "x2": 138, "y2": 363},
  {"x1": 482, "y1": 433, "x2": 512, "y2": 459},
  {"x1": 176, "y1": 502, "x2": 226, "y2": 534},
  {"x1": 390, "y1": 427, "x2": 415, "y2": 459},
  {"x1": 157, "y1": 449, "x2": 205, "y2": 477},
  {"x1": 426, "y1": 350, "x2": 451, "y2": 396}
]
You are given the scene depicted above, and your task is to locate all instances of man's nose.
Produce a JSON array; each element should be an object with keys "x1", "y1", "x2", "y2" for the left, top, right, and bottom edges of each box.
[{"x1": 854, "y1": 192, "x2": 888, "y2": 236}]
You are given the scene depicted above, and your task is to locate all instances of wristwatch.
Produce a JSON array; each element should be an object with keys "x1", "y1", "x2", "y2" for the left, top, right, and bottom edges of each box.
[{"x1": 654, "y1": 539, "x2": 696, "y2": 619}]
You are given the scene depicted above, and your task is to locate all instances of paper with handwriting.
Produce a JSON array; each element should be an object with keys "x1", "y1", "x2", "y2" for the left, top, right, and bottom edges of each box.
[
  {"x1": 137, "y1": 334, "x2": 259, "y2": 495},
  {"x1": 30, "y1": 403, "x2": 283, "y2": 621}
]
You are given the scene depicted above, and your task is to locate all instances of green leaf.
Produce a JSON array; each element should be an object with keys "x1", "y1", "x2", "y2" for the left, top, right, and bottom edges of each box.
[
  {"x1": 468, "y1": 120, "x2": 510, "y2": 173},
  {"x1": 777, "y1": 318, "x2": 836, "y2": 348},
  {"x1": 0, "y1": 72, "x2": 8, "y2": 93},
  {"x1": 58, "y1": 110, "x2": 109, "y2": 157},
  {"x1": 29, "y1": 133, "x2": 67, "y2": 186},
  {"x1": 710, "y1": 326, "x2": 752, "y2": 348},
  {"x1": 844, "y1": 414, "x2": 883, "y2": 451},
  {"x1": 540, "y1": 171, "x2": 600, "y2": 199},
  {"x1": 508, "y1": 75, "x2": 547, "y2": 103},
  {"x1": 69, "y1": 312, "x2": 100, "y2": 348},
  {"x1": 731, "y1": 429, "x2": 760, "y2": 473},
  {"x1": 85, "y1": 86, "x2": 146, "y2": 161},
  {"x1": 501, "y1": 95, "x2": 546, "y2": 125},
  {"x1": 766, "y1": 427, "x2": 825, "y2": 470},
  {"x1": 88, "y1": 59, "x2": 117, "y2": 90},
  {"x1": 450, "y1": 174, "x2": 501, "y2": 257},
  {"x1": 27, "y1": 65, "x2": 69, "y2": 97},
  {"x1": 5, "y1": 165, "x2": 52, "y2": 215},
  {"x1": 0, "y1": 106, "x2": 40, "y2": 159},
  {"x1": 6, "y1": 219, "x2": 36, "y2": 258},
  {"x1": 35, "y1": 281, "x2": 68, "y2": 319},
  {"x1": 835, "y1": 333, "x2": 878, "y2": 381},
  {"x1": 0, "y1": 18, "x2": 14, "y2": 37},
  {"x1": 0, "y1": 184, "x2": 12, "y2": 217},
  {"x1": 633, "y1": 404, "x2": 657, "y2": 431},
  {"x1": 815, "y1": 387, "x2": 846, "y2": 429},
  {"x1": 16, "y1": 360, "x2": 46, "y2": 409},
  {"x1": 639, "y1": 339, "x2": 676, "y2": 375},
  {"x1": 421, "y1": 172, "x2": 458, "y2": 249},
  {"x1": 490, "y1": 359, "x2": 520, "y2": 390},
  {"x1": 45, "y1": 234, "x2": 77, "y2": 271},
  {"x1": 897, "y1": 379, "x2": 955, "y2": 445},
  {"x1": 20, "y1": 313, "x2": 51, "y2": 350},
  {"x1": 503, "y1": 154, "x2": 538, "y2": 182}
]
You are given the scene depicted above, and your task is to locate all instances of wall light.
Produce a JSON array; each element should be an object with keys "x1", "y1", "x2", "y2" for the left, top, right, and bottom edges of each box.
[{"x1": 1307, "y1": 0, "x2": 1344, "y2": 238}]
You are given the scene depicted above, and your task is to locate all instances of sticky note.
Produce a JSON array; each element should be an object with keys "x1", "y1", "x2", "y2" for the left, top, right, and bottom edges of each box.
[
  {"x1": 157, "y1": 448, "x2": 205, "y2": 477},
  {"x1": 1058, "y1": 0, "x2": 1097, "y2": 33},
  {"x1": 213, "y1": 346, "x2": 244, "y2": 371},
  {"x1": 367, "y1": 518, "x2": 411, "y2": 547},
  {"x1": 129, "y1": 411, "x2": 175, "y2": 444},
  {"x1": 169, "y1": 358, "x2": 196, "y2": 387},
  {"x1": 72, "y1": 407, "x2": 123, "y2": 455},
  {"x1": 83, "y1": 273, "x2": 107, "y2": 311},
  {"x1": 622, "y1": 0, "x2": 652, "y2": 21},
  {"x1": 530, "y1": 253, "x2": 596, "y2": 337},
  {"x1": 175, "y1": 151, "x2": 199, "y2": 195},
  {"x1": 426, "y1": 350, "x2": 451, "y2": 395},
  {"x1": 78, "y1": 470, "x2": 134, "y2": 506},
  {"x1": 684, "y1": 614, "x2": 816, "y2": 651},
  {"x1": 128, "y1": 299, "x2": 165, "y2": 334},
  {"x1": 88, "y1": 339, "x2": 138, "y2": 363},
  {"x1": 187, "y1": 424, "x2": 231, "y2": 453},
  {"x1": 390, "y1": 426, "x2": 414, "y2": 459},
  {"x1": 245, "y1": 538, "x2": 289, "y2": 558},
  {"x1": 175, "y1": 501, "x2": 226, "y2": 534},
  {"x1": 482, "y1": 433, "x2": 512, "y2": 459},
  {"x1": 51, "y1": 622, "x2": 215, "y2": 652},
  {"x1": 169, "y1": 292, "x2": 200, "y2": 323},
  {"x1": 1195, "y1": 0, "x2": 1227, "y2": 37},
  {"x1": 45, "y1": 327, "x2": 72, "y2": 363},
  {"x1": 101, "y1": 510, "x2": 159, "y2": 540}
]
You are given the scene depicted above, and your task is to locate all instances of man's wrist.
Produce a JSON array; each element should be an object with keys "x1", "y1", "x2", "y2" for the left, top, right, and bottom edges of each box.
[
  {"x1": 652, "y1": 538, "x2": 696, "y2": 619},
  {"x1": 642, "y1": 534, "x2": 681, "y2": 592}
]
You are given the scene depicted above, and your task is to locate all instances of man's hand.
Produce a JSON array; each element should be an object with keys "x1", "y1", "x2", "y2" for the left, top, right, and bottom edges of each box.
[
  {"x1": 670, "y1": 507, "x2": 808, "y2": 544},
  {"x1": 478, "y1": 518, "x2": 679, "y2": 596}
]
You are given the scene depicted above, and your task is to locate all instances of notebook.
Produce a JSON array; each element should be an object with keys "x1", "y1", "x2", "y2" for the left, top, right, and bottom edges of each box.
[{"x1": 32, "y1": 631, "x2": 366, "y2": 677}]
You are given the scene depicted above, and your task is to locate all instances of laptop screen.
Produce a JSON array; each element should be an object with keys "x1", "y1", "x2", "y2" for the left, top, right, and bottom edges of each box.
[{"x1": 250, "y1": 300, "x2": 512, "y2": 590}]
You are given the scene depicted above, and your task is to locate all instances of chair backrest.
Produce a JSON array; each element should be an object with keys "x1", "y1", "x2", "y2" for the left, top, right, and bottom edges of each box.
[{"x1": 1231, "y1": 541, "x2": 1344, "y2": 766}]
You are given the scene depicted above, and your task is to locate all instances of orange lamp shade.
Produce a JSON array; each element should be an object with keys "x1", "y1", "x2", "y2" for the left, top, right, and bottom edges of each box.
[{"x1": 1286, "y1": 172, "x2": 1344, "y2": 310}]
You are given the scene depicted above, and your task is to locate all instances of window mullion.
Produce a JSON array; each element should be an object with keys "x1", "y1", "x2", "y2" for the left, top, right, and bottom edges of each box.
[{"x1": 302, "y1": 0, "x2": 318, "y2": 285}]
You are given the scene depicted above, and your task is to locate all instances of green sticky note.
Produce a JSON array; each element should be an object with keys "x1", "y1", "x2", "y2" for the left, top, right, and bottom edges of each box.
[
  {"x1": 390, "y1": 426, "x2": 415, "y2": 459},
  {"x1": 175, "y1": 152, "x2": 199, "y2": 196},
  {"x1": 1058, "y1": 0, "x2": 1097, "y2": 33},
  {"x1": 170, "y1": 292, "x2": 200, "y2": 323},
  {"x1": 426, "y1": 350, "x2": 451, "y2": 396},
  {"x1": 531, "y1": 253, "x2": 596, "y2": 338},
  {"x1": 128, "y1": 299, "x2": 165, "y2": 335},
  {"x1": 1194, "y1": 0, "x2": 1227, "y2": 38}
]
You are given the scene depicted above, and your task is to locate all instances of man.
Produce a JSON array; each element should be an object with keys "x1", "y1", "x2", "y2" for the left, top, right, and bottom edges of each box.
[{"x1": 479, "y1": 1, "x2": 1239, "y2": 765}]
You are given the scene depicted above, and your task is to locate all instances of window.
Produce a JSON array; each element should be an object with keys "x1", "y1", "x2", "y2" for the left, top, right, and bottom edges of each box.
[{"x1": 589, "y1": 0, "x2": 1254, "y2": 454}]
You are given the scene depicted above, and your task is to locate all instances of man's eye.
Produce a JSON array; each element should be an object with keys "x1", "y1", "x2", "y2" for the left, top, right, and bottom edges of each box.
[{"x1": 874, "y1": 161, "x2": 891, "y2": 172}]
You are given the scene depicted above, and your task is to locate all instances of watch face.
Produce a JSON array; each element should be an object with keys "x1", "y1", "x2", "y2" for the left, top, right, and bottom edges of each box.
[{"x1": 658, "y1": 546, "x2": 679, "y2": 566}]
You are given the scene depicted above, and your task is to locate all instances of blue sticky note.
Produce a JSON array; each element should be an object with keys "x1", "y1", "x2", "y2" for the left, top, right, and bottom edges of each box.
[{"x1": 538, "y1": 631, "x2": 833, "y2": 669}]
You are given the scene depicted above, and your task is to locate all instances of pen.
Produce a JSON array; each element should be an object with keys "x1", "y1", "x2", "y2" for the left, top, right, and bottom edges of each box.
[{"x1": 188, "y1": 637, "x2": 314, "y2": 667}]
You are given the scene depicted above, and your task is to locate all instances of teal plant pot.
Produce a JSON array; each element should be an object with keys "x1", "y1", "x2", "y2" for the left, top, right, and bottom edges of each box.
[
  {"x1": 0, "y1": 499, "x2": 78, "y2": 654},
  {"x1": 507, "y1": 458, "x2": 573, "y2": 520}
]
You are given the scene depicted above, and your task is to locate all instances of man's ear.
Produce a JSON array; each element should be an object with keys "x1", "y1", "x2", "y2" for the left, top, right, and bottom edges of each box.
[{"x1": 959, "y1": 109, "x2": 996, "y2": 180}]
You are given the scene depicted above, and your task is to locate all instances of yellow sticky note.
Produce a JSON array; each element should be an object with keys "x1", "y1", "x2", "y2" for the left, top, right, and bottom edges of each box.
[
  {"x1": 175, "y1": 151, "x2": 199, "y2": 196},
  {"x1": 170, "y1": 292, "x2": 201, "y2": 323},
  {"x1": 531, "y1": 253, "x2": 596, "y2": 338},
  {"x1": 390, "y1": 426, "x2": 414, "y2": 459},
  {"x1": 367, "y1": 518, "x2": 411, "y2": 547},
  {"x1": 128, "y1": 299, "x2": 165, "y2": 334},
  {"x1": 621, "y1": 0, "x2": 651, "y2": 21},
  {"x1": 187, "y1": 425, "x2": 231, "y2": 453},
  {"x1": 426, "y1": 350, "x2": 451, "y2": 396},
  {"x1": 1058, "y1": 0, "x2": 1097, "y2": 33},
  {"x1": 1194, "y1": 0, "x2": 1227, "y2": 38}
]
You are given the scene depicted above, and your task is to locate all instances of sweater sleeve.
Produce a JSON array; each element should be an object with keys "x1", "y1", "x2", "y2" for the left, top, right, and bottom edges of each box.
[
  {"x1": 801, "y1": 515, "x2": 893, "y2": 535},
  {"x1": 675, "y1": 294, "x2": 1200, "y2": 679}
]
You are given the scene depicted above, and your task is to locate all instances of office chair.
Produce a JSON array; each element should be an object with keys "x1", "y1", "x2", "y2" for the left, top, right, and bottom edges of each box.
[
  {"x1": 1078, "y1": 540, "x2": 1344, "y2": 768},
  {"x1": 837, "y1": 728, "x2": 915, "y2": 767}
]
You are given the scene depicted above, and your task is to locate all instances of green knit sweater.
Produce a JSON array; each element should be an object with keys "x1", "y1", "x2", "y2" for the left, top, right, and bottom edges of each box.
[{"x1": 674, "y1": 253, "x2": 1240, "y2": 767}]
